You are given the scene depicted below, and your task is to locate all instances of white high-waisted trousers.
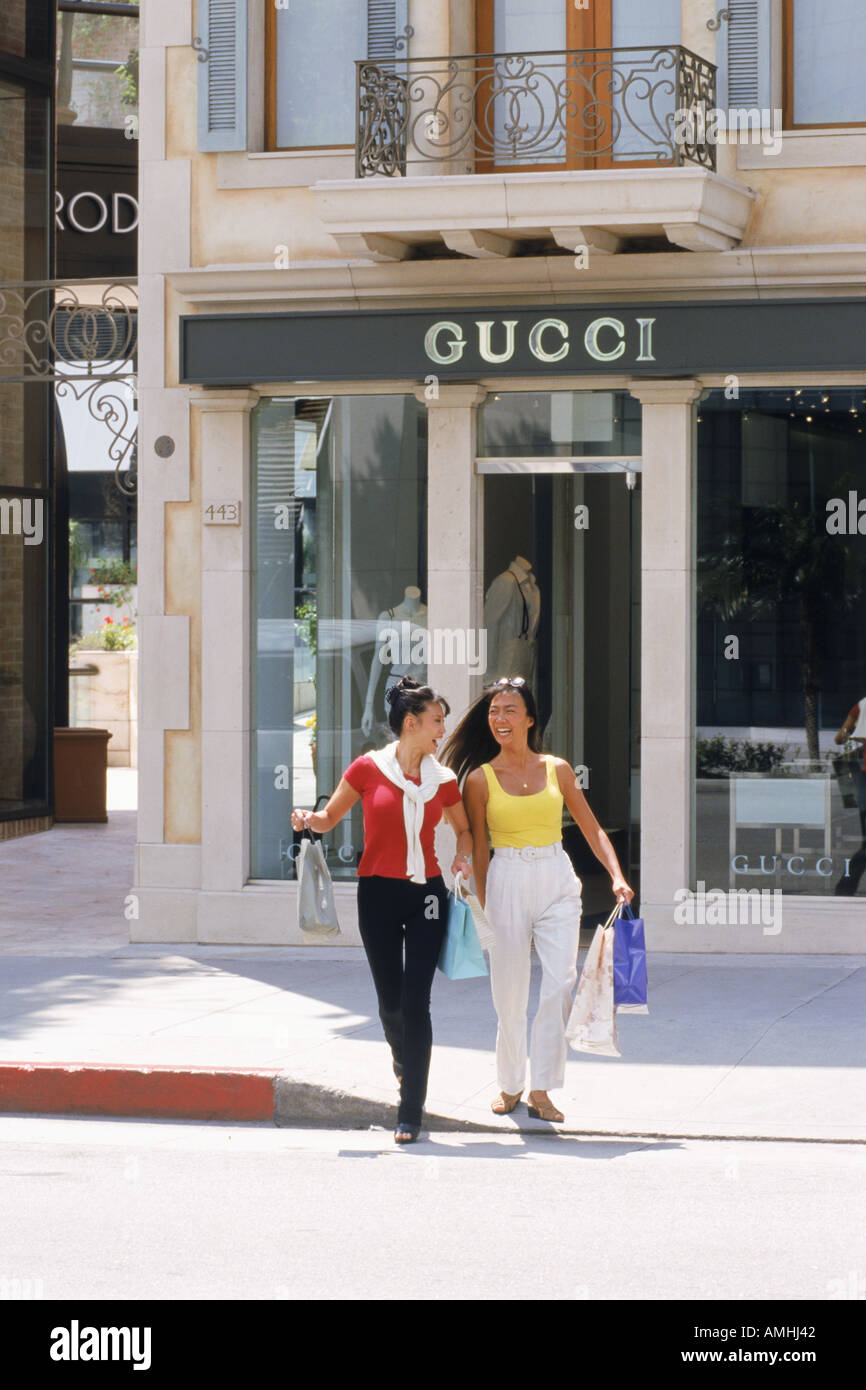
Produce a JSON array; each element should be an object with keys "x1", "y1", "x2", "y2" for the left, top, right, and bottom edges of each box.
[{"x1": 485, "y1": 842, "x2": 583, "y2": 1094}]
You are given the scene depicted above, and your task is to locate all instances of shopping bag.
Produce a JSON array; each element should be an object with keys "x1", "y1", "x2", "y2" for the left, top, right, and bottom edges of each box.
[
  {"x1": 297, "y1": 833, "x2": 341, "y2": 939},
  {"x1": 459, "y1": 876, "x2": 494, "y2": 951},
  {"x1": 437, "y1": 874, "x2": 489, "y2": 979},
  {"x1": 565, "y1": 908, "x2": 620, "y2": 1057},
  {"x1": 613, "y1": 902, "x2": 649, "y2": 1014}
]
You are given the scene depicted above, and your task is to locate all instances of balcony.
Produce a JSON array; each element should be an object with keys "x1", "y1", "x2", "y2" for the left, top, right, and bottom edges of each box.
[{"x1": 314, "y1": 45, "x2": 756, "y2": 261}]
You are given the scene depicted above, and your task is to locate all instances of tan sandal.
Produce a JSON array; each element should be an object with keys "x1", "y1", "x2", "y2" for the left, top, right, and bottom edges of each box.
[
  {"x1": 527, "y1": 1092, "x2": 564, "y2": 1123},
  {"x1": 491, "y1": 1090, "x2": 522, "y2": 1115}
]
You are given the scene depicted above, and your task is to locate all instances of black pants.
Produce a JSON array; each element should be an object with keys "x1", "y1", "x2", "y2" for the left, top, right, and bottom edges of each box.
[{"x1": 356, "y1": 874, "x2": 448, "y2": 1127}]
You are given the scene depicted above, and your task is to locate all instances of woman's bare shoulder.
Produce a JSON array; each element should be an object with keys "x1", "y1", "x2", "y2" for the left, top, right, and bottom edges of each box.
[{"x1": 464, "y1": 766, "x2": 490, "y2": 796}]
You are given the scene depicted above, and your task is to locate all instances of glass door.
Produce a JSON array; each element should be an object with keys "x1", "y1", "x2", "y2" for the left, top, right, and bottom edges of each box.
[{"x1": 478, "y1": 391, "x2": 642, "y2": 923}]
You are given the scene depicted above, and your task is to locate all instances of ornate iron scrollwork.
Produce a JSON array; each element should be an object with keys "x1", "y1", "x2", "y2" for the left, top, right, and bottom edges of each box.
[
  {"x1": 357, "y1": 44, "x2": 717, "y2": 177},
  {"x1": 0, "y1": 278, "x2": 137, "y2": 497}
]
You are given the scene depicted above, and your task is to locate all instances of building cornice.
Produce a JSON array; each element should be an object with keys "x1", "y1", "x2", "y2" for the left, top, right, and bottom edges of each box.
[{"x1": 166, "y1": 245, "x2": 866, "y2": 314}]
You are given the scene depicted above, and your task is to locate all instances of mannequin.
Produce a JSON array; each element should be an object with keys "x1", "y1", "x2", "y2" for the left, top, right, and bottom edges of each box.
[
  {"x1": 484, "y1": 555, "x2": 540, "y2": 684},
  {"x1": 362, "y1": 585, "x2": 428, "y2": 736}
]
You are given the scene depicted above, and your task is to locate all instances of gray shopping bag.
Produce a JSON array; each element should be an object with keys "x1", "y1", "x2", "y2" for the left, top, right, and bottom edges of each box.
[{"x1": 297, "y1": 834, "x2": 341, "y2": 939}]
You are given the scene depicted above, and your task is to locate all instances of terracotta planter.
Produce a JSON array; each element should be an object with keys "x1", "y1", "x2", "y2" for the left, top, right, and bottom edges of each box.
[{"x1": 53, "y1": 727, "x2": 113, "y2": 822}]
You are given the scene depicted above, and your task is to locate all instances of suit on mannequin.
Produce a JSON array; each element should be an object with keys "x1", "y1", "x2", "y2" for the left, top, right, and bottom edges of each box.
[
  {"x1": 484, "y1": 556, "x2": 540, "y2": 684},
  {"x1": 362, "y1": 585, "x2": 428, "y2": 735}
]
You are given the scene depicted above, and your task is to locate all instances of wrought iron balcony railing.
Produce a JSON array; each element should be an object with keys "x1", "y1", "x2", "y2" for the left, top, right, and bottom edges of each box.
[{"x1": 357, "y1": 45, "x2": 716, "y2": 178}]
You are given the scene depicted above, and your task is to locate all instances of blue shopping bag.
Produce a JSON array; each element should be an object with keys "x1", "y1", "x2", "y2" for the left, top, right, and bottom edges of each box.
[
  {"x1": 437, "y1": 878, "x2": 488, "y2": 980},
  {"x1": 613, "y1": 902, "x2": 648, "y2": 1012}
]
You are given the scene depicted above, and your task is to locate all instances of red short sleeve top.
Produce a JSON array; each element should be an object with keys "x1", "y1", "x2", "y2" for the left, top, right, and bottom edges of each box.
[{"x1": 343, "y1": 755, "x2": 462, "y2": 879}]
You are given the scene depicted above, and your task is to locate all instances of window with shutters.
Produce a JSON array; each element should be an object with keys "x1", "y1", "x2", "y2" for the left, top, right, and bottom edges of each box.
[
  {"x1": 266, "y1": 0, "x2": 407, "y2": 151},
  {"x1": 473, "y1": 0, "x2": 681, "y2": 172},
  {"x1": 783, "y1": 0, "x2": 866, "y2": 129}
]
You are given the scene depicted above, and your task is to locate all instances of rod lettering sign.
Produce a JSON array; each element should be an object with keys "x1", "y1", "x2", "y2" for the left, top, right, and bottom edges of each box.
[{"x1": 179, "y1": 300, "x2": 866, "y2": 385}]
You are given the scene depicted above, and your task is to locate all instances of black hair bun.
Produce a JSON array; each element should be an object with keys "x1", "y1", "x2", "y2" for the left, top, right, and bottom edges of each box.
[{"x1": 385, "y1": 675, "x2": 421, "y2": 708}]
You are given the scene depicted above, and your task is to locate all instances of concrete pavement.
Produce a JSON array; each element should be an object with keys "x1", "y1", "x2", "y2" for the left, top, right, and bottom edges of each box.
[
  {"x1": 1, "y1": 775, "x2": 865, "y2": 1140},
  {"x1": 3, "y1": 1116, "x2": 862, "y2": 1301}
]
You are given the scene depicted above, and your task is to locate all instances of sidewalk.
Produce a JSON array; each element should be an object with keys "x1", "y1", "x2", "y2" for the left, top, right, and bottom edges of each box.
[{"x1": 1, "y1": 777, "x2": 865, "y2": 1140}]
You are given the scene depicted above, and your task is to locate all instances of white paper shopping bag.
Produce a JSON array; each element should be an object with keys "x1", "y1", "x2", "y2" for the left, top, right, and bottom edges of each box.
[{"x1": 565, "y1": 910, "x2": 620, "y2": 1057}]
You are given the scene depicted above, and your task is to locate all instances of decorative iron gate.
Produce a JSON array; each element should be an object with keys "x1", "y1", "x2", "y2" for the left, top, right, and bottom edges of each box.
[{"x1": 0, "y1": 277, "x2": 138, "y2": 497}]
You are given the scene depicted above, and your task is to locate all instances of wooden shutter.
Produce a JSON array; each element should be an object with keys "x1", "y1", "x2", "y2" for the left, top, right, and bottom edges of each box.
[
  {"x1": 718, "y1": 0, "x2": 772, "y2": 111},
  {"x1": 366, "y1": 0, "x2": 409, "y2": 60},
  {"x1": 197, "y1": 0, "x2": 247, "y2": 152}
]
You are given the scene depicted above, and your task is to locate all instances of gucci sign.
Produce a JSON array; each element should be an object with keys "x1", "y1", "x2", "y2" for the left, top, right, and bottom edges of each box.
[{"x1": 424, "y1": 315, "x2": 657, "y2": 367}]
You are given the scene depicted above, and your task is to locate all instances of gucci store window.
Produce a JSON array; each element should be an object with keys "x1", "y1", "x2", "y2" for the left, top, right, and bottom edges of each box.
[
  {"x1": 696, "y1": 388, "x2": 866, "y2": 898},
  {"x1": 251, "y1": 395, "x2": 427, "y2": 880}
]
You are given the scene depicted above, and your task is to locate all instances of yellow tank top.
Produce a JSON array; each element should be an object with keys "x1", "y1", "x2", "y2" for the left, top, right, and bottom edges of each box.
[{"x1": 481, "y1": 755, "x2": 563, "y2": 849}]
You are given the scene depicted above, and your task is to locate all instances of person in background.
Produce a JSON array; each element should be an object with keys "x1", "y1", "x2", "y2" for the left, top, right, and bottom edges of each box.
[
  {"x1": 834, "y1": 697, "x2": 866, "y2": 894},
  {"x1": 292, "y1": 677, "x2": 472, "y2": 1144},
  {"x1": 443, "y1": 676, "x2": 633, "y2": 1125}
]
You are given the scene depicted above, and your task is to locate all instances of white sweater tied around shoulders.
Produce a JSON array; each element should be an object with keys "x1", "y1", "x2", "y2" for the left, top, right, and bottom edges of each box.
[{"x1": 365, "y1": 741, "x2": 457, "y2": 883}]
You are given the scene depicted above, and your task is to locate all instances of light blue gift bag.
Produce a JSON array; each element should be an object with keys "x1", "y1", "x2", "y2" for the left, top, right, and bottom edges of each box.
[{"x1": 437, "y1": 875, "x2": 489, "y2": 980}]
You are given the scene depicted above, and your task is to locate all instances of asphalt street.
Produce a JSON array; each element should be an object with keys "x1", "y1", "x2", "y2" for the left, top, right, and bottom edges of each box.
[{"x1": 0, "y1": 1116, "x2": 863, "y2": 1302}]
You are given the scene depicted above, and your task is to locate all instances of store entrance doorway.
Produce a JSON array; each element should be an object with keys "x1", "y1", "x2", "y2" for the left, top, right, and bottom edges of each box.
[{"x1": 481, "y1": 463, "x2": 641, "y2": 923}]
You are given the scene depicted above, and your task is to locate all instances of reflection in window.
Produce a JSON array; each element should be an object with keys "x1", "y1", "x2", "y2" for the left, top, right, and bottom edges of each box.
[
  {"x1": 696, "y1": 387, "x2": 866, "y2": 897},
  {"x1": 56, "y1": 2, "x2": 139, "y2": 131},
  {"x1": 251, "y1": 395, "x2": 427, "y2": 880}
]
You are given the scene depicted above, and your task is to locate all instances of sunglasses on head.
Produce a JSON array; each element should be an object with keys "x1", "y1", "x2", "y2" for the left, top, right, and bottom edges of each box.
[{"x1": 493, "y1": 676, "x2": 526, "y2": 688}]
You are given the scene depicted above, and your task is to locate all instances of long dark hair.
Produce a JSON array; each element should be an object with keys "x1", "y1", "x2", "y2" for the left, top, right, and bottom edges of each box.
[
  {"x1": 441, "y1": 681, "x2": 543, "y2": 783},
  {"x1": 385, "y1": 675, "x2": 451, "y2": 735}
]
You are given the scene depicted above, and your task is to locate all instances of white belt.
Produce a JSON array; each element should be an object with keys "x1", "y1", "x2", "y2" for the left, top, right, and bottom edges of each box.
[{"x1": 493, "y1": 843, "x2": 562, "y2": 861}]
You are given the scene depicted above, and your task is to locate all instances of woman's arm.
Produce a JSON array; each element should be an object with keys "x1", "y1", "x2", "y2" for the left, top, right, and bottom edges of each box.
[
  {"x1": 291, "y1": 777, "x2": 359, "y2": 834},
  {"x1": 555, "y1": 759, "x2": 634, "y2": 906},
  {"x1": 835, "y1": 710, "x2": 858, "y2": 745},
  {"x1": 443, "y1": 800, "x2": 474, "y2": 879},
  {"x1": 463, "y1": 769, "x2": 491, "y2": 908}
]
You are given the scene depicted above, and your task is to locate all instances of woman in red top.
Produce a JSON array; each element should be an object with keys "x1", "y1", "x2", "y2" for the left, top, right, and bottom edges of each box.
[{"x1": 291, "y1": 677, "x2": 473, "y2": 1144}]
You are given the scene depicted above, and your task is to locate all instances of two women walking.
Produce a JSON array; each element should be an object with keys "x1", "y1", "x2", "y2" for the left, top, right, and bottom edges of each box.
[{"x1": 292, "y1": 674, "x2": 633, "y2": 1143}]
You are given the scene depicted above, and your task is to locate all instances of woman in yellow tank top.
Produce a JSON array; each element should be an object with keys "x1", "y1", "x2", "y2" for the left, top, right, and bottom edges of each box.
[{"x1": 443, "y1": 677, "x2": 633, "y2": 1124}]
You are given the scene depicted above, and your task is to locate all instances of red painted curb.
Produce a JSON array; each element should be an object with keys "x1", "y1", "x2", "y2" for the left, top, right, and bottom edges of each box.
[{"x1": 0, "y1": 1063, "x2": 276, "y2": 1122}]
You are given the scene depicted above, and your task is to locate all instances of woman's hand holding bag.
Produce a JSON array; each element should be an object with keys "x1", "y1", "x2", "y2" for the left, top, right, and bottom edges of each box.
[{"x1": 437, "y1": 872, "x2": 489, "y2": 979}]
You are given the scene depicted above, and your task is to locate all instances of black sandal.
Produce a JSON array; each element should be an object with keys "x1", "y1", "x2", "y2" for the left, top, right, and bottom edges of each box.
[{"x1": 394, "y1": 1123, "x2": 420, "y2": 1144}]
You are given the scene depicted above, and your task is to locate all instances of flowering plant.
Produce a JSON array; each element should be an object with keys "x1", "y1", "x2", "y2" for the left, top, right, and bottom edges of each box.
[{"x1": 71, "y1": 616, "x2": 137, "y2": 653}]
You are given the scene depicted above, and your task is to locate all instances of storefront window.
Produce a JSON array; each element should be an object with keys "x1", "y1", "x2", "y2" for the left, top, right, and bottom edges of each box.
[
  {"x1": 0, "y1": 65, "x2": 52, "y2": 821},
  {"x1": 251, "y1": 394, "x2": 427, "y2": 880},
  {"x1": 696, "y1": 387, "x2": 866, "y2": 898}
]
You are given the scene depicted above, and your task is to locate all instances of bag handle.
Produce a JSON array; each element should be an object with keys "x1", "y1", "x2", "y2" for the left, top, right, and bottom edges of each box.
[
  {"x1": 601, "y1": 905, "x2": 619, "y2": 931},
  {"x1": 453, "y1": 871, "x2": 470, "y2": 902},
  {"x1": 616, "y1": 901, "x2": 636, "y2": 920}
]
